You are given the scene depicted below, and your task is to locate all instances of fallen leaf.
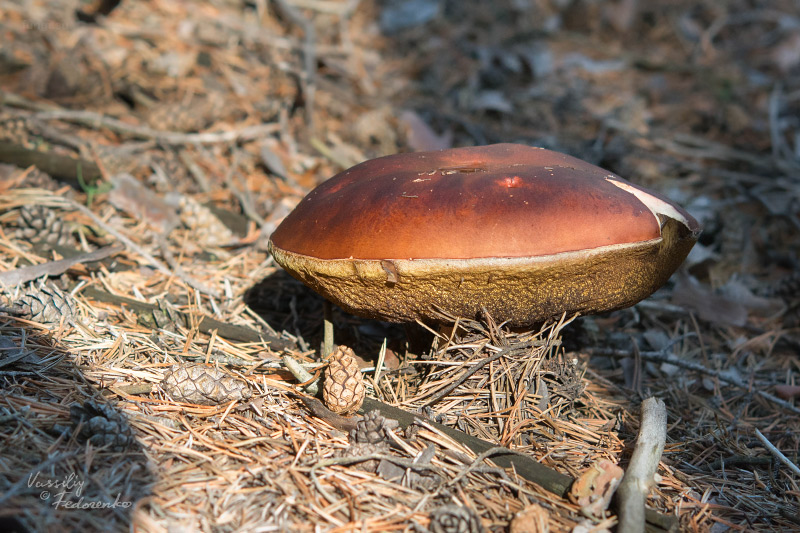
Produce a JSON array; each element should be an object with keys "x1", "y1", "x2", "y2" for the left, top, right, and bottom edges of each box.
[
  {"x1": 569, "y1": 459, "x2": 624, "y2": 518},
  {"x1": 773, "y1": 31, "x2": 800, "y2": 73},
  {"x1": 602, "y1": 0, "x2": 639, "y2": 33},
  {"x1": 510, "y1": 503, "x2": 549, "y2": 533},
  {"x1": 471, "y1": 90, "x2": 513, "y2": 113},
  {"x1": 775, "y1": 385, "x2": 800, "y2": 400},
  {"x1": 379, "y1": 0, "x2": 441, "y2": 34},
  {"x1": 399, "y1": 110, "x2": 453, "y2": 152},
  {"x1": 671, "y1": 273, "x2": 748, "y2": 326},
  {"x1": 259, "y1": 139, "x2": 289, "y2": 180},
  {"x1": 108, "y1": 173, "x2": 179, "y2": 233}
]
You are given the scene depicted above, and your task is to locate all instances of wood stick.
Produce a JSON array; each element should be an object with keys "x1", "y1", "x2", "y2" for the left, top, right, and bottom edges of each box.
[
  {"x1": 0, "y1": 142, "x2": 101, "y2": 187},
  {"x1": 0, "y1": 245, "x2": 123, "y2": 287},
  {"x1": 591, "y1": 347, "x2": 800, "y2": 416},
  {"x1": 80, "y1": 286, "x2": 295, "y2": 351},
  {"x1": 616, "y1": 397, "x2": 668, "y2": 533}
]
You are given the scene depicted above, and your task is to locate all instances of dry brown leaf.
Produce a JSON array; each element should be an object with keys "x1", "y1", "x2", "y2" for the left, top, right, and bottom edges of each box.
[
  {"x1": 509, "y1": 503, "x2": 549, "y2": 533},
  {"x1": 773, "y1": 32, "x2": 800, "y2": 73},
  {"x1": 569, "y1": 459, "x2": 624, "y2": 518},
  {"x1": 775, "y1": 384, "x2": 800, "y2": 400},
  {"x1": 671, "y1": 273, "x2": 748, "y2": 327},
  {"x1": 399, "y1": 110, "x2": 453, "y2": 152},
  {"x1": 108, "y1": 173, "x2": 179, "y2": 233}
]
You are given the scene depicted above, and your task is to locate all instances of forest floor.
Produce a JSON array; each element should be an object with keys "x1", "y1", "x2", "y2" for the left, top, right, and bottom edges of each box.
[{"x1": 0, "y1": 1, "x2": 799, "y2": 532}]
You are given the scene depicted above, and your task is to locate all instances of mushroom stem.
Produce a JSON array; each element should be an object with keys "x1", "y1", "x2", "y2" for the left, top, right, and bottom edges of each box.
[{"x1": 322, "y1": 299, "x2": 334, "y2": 357}]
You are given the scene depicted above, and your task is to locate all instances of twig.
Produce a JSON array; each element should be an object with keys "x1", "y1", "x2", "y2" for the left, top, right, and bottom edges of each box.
[
  {"x1": 0, "y1": 90, "x2": 60, "y2": 112},
  {"x1": 292, "y1": 393, "x2": 358, "y2": 432},
  {"x1": 590, "y1": 347, "x2": 800, "y2": 416},
  {"x1": 283, "y1": 356, "x2": 320, "y2": 396},
  {"x1": 360, "y1": 398, "x2": 573, "y2": 498},
  {"x1": 296, "y1": 393, "x2": 576, "y2": 499},
  {"x1": 374, "y1": 337, "x2": 388, "y2": 386},
  {"x1": 60, "y1": 197, "x2": 220, "y2": 299},
  {"x1": 754, "y1": 428, "x2": 800, "y2": 477},
  {"x1": 447, "y1": 446, "x2": 511, "y2": 487},
  {"x1": 0, "y1": 143, "x2": 102, "y2": 186},
  {"x1": 154, "y1": 234, "x2": 221, "y2": 299},
  {"x1": 769, "y1": 83, "x2": 785, "y2": 161},
  {"x1": 616, "y1": 397, "x2": 667, "y2": 533},
  {"x1": 0, "y1": 245, "x2": 123, "y2": 287},
  {"x1": 286, "y1": 0, "x2": 359, "y2": 15},
  {"x1": 272, "y1": 0, "x2": 317, "y2": 131},
  {"x1": 81, "y1": 285, "x2": 295, "y2": 350},
  {"x1": 225, "y1": 150, "x2": 267, "y2": 227},
  {"x1": 310, "y1": 453, "x2": 438, "y2": 504},
  {"x1": 32, "y1": 109, "x2": 279, "y2": 145},
  {"x1": 310, "y1": 137, "x2": 354, "y2": 169}
]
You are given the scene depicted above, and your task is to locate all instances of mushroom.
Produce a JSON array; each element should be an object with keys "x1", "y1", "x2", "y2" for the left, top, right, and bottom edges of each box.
[{"x1": 267, "y1": 143, "x2": 700, "y2": 329}]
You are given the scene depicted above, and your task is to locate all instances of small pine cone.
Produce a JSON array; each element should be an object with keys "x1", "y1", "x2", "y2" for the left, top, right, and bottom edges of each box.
[
  {"x1": 137, "y1": 298, "x2": 182, "y2": 332},
  {"x1": 11, "y1": 284, "x2": 76, "y2": 325},
  {"x1": 162, "y1": 364, "x2": 253, "y2": 405},
  {"x1": 70, "y1": 400, "x2": 135, "y2": 451},
  {"x1": 145, "y1": 101, "x2": 211, "y2": 133},
  {"x1": 350, "y1": 409, "x2": 399, "y2": 444},
  {"x1": 429, "y1": 505, "x2": 485, "y2": 533},
  {"x1": 18, "y1": 167, "x2": 64, "y2": 192},
  {"x1": 92, "y1": 144, "x2": 141, "y2": 177},
  {"x1": 150, "y1": 151, "x2": 188, "y2": 184},
  {"x1": 323, "y1": 346, "x2": 365, "y2": 416},
  {"x1": 177, "y1": 195, "x2": 235, "y2": 247},
  {"x1": 16, "y1": 205, "x2": 73, "y2": 246},
  {"x1": 764, "y1": 271, "x2": 800, "y2": 302},
  {"x1": 337, "y1": 441, "x2": 391, "y2": 473},
  {"x1": 0, "y1": 115, "x2": 31, "y2": 145}
]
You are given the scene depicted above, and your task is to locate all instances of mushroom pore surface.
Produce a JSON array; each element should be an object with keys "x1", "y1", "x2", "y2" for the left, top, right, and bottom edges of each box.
[{"x1": 268, "y1": 144, "x2": 700, "y2": 325}]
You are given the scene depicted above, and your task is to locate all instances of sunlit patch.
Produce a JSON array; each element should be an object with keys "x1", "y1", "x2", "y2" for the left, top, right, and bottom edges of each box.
[{"x1": 501, "y1": 175, "x2": 523, "y2": 188}]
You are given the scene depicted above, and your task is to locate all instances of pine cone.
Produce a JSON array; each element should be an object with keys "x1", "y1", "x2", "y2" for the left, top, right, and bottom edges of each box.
[
  {"x1": 149, "y1": 151, "x2": 188, "y2": 184},
  {"x1": 429, "y1": 505, "x2": 485, "y2": 533},
  {"x1": 350, "y1": 409, "x2": 399, "y2": 444},
  {"x1": 11, "y1": 284, "x2": 76, "y2": 325},
  {"x1": 137, "y1": 299, "x2": 182, "y2": 332},
  {"x1": 16, "y1": 205, "x2": 73, "y2": 246},
  {"x1": 145, "y1": 102, "x2": 210, "y2": 133},
  {"x1": 92, "y1": 144, "x2": 141, "y2": 177},
  {"x1": 162, "y1": 364, "x2": 252, "y2": 405},
  {"x1": 70, "y1": 400, "x2": 135, "y2": 451},
  {"x1": 323, "y1": 345, "x2": 365, "y2": 416},
  {"x1": 0, "y1": 115, "x2": 31, "y2": 145},
  {"x1": 177, "y1": 195, "x2": 235, "y2": 247},
  {"x1": 765, "y1": 271, "x2": 800, "y2": 302},
  {"x1": 17, "y1": 167, "x2": 64, "y2": 191},
  {"x1": 337, "y1": 441, "x2": 391, "y2": 473}
]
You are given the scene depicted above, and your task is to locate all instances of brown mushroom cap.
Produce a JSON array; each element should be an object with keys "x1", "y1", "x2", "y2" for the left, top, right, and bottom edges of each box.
[{"x1": 268, "y1": 144, "x2": 700, "y2": 325}]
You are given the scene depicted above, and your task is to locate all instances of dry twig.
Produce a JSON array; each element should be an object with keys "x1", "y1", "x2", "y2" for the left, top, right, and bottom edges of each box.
[
  {"x1": 616, "y1": 397, "x2": 667, "y2": 533},
  {"x1": 754, "y1": 428, "x2": 800, "y2": 477},
  {"x1": 0, "y1": 245, "x2": 123, "y2": 287},
  {"x1": 33, "y1": 110, "x2": 280, "y2": 144}
]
